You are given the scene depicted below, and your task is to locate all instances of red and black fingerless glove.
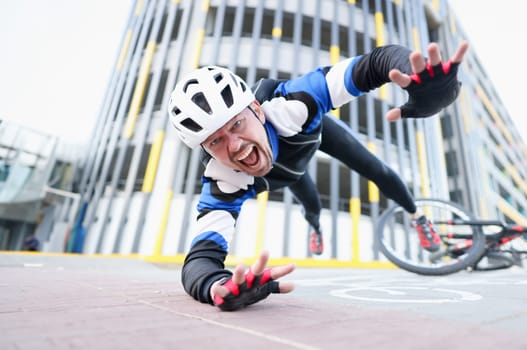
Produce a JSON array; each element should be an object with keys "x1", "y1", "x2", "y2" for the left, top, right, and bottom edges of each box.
[
  {"x1": 400, "y1": 61, "x2": 461, "y2": 118},
  {"x1": 213, "y1": 268, "x2": 281, "y2": 311}
]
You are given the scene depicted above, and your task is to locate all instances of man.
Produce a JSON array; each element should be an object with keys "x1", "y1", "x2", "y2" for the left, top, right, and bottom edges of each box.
[{"x1": 168, "y1": 42, "x2": 469, "y2": 311}]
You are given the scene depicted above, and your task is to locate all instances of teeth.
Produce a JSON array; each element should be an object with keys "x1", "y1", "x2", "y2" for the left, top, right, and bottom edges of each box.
[{"x1": 237, "y1": 145, "x2": 253, "y2": 161}]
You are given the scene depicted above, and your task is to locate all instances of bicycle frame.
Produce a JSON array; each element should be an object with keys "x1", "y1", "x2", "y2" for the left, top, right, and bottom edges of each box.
[
  {"x1": 434, "y1": 219, "x2": 527, "y2": 270},
  {"x1": 434, "y1": 218, "x2": 526, "y2": 243}
]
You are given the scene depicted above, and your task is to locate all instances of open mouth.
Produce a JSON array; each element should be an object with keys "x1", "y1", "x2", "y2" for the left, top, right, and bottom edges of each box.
[{"x1": 237, "y1": 145, "x2": 260, "y2": 167}]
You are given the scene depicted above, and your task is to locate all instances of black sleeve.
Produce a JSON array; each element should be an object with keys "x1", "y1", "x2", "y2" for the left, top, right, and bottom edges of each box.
[
  {"x1": 351, "y1": 45, "x2": 412, "y2": 93},
  {"x1": 181, "y1": 240, "x2": 233, "y2": 304}
]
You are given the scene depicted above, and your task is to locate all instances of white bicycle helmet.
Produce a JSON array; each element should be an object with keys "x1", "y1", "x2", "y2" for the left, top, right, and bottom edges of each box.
[{"x1": 168, "y1": 66, "x2": 255, "y2": 148}]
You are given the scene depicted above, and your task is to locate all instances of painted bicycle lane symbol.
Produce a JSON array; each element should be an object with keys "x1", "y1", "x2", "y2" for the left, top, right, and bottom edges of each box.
[
  {"x1": 294, "y1": 275, "x2": 484, "y2": 304},
  {"x1": 329, "y1": 285, "x2": 481, "y2": 303}
]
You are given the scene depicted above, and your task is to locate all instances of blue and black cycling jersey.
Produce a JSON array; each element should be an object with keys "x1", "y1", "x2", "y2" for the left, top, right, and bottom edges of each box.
[{"x1": 182, "y1": 45, "x2": 415, "y2": 304}]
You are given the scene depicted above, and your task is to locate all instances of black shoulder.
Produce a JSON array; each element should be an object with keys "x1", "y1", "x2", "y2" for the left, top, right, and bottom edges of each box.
[{"x1": 251, "y1": 78, "x2": 286, "y2": 103}]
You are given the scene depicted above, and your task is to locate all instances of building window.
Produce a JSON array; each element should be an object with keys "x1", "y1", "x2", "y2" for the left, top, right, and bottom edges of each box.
[{"x1": 445, "y1": 150, "x2": 458, "y2": 177}]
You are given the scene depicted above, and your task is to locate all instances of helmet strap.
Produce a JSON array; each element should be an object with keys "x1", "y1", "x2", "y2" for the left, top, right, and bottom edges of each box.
[{"x1": 247, "y1": 105, "x2": 263, "y2": 124}]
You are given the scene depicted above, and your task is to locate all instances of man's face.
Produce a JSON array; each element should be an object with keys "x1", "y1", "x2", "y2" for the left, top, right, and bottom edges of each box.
[{"x1": 202, "y1": 102, "x2": 273, "y2": 177}]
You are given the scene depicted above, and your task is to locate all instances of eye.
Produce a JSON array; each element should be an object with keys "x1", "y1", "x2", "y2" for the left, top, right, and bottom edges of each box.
[
  {"x1": 231, "y1": 116, "x2": 245, "y2": 131},
  {"x1": 209, "y1": 137, "x2": 221, "y2": 147}
]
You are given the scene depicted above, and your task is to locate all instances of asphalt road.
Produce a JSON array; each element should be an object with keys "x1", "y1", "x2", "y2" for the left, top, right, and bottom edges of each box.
[{"x1": 1, "y1": 253, "x2": 526, "y2": 350}]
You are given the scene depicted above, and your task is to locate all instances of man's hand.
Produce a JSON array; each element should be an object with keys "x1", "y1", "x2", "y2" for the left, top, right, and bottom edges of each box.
[
  {"x1": 386, "y1": 41, "x2": 469, "y2": 122},
  {"x1": 210, "y1": 251, "x2": 295, "y2": 311}
]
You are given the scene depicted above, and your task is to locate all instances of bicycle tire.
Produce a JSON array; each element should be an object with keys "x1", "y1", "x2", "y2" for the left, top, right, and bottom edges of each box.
[
  {"x1": 376, "y1": 198, "x2": 487, "y2": 276},
  {"x1": 473, "y1": 249, "x2": 516, "y2": 271}
]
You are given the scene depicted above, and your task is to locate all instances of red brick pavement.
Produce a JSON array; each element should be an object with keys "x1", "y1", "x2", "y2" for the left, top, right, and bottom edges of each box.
[{"x1": 1, "y1": 253, "x2": 526, "y2": 350}]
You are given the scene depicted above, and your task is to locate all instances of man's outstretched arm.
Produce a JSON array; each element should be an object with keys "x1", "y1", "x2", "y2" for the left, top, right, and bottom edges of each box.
[{"x1": 351, "y1": 41, "x2": 469, "y2": 121}]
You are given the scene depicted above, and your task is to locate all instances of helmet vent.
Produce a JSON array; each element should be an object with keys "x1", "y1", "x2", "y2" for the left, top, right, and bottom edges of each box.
[
  {"x1": 221, "y1": 86, "x2": 234, "y2": 108},
  {"x1": 240, "y1": 81, "x2": 247, "y2": 92},
  {"x1": 183, "y1": 79, "x2": 198, "y2": 93},
  {"x1": 191, "y1": 92, "x2": 212, "y2": 114},
  {"x1": 172, "y1": 107, "x2": 181, "y2": 116},
  {"x1": 181, "y1": 117, "x2": 203, "y2": 132},
  {"x1": 213, "y1": 73, "x2": 223, "y2": 83},
  {"x1": 229, "y1": 73, "x2": 239, "y2": 87}
]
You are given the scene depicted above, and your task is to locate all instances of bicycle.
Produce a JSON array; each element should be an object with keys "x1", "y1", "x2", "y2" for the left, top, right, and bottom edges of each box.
[{"x1": 376, "y1": 198, "x2": 527, "y2": 276}]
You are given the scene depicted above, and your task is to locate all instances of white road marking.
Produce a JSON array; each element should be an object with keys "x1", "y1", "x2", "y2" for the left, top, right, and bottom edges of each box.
[{"x1": 329, "y1": 286, "x2": 482, "y2": 303}]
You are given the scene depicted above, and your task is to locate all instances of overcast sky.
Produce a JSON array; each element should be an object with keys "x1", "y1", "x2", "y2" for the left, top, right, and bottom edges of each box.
[
  {"x1": 0, "y1": 0, "x2": 524, "y2": 146},
  {"x1": 0, "y1": 0, "x2": 131, "y2": 145},
  {"x1": 449, "y1": 0, "x2": 526, "y2": 143}
]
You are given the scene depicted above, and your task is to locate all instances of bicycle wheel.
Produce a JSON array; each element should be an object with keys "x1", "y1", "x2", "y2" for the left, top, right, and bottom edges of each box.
[
  {"x1": 473, "y1": 249, "x2": 516, "y2": 271},
  {"x1": 376, "y1": 198, "x2": 487, "y2": 276}
]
